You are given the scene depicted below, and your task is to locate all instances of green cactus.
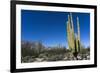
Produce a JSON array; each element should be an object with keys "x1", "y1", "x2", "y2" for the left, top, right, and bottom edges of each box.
[{"x1": 66, "y1": 13, "x2": 81, "y2": 59}]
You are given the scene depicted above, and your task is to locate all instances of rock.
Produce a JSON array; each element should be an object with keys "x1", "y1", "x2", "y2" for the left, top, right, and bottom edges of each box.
[
  {"x1": 63, "y1": 57, "x2": 68, "y2": 60},
  {"x1": 35, "y1": 58, "x2": 44, "y2": 62},
  {"x1": 28, "y1": 58, "x2": 35, "y2": 62},
  {"x1": 77, "y1": 56, "x2": 82, "y2": 60},
  {"x1": 22, "y1": 56, "x2": 31, "y2": 63},
  {"x1": 87, "y1": 55, "x2": 90, "y2": 60}
]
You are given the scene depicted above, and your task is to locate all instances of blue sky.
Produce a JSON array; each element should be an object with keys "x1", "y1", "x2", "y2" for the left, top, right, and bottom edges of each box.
[{"x1": 21, "y1": 10, "x2": 90, "y2": 48}]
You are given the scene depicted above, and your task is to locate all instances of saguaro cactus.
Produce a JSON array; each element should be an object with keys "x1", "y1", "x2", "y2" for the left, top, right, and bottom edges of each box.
[{"x1": 66, "y1": 13, "x2": 81, "y2": 59}]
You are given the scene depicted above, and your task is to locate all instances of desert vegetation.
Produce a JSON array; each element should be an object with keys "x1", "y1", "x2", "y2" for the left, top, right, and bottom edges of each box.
[{"x1": 21, "y1": 41, "x2": 90, "y2": 63}]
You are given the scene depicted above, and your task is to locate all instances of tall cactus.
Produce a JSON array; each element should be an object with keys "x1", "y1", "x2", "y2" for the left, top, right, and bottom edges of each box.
[
  {"x1": 77, "y1": 17, "x2": 81, "y2": 52},
  {"x1": 67, "y1": 13, "x2": 75, "y2": 53},
  {"x1": 66, "y1": 13, "x2": 81, "y2": 59}
]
